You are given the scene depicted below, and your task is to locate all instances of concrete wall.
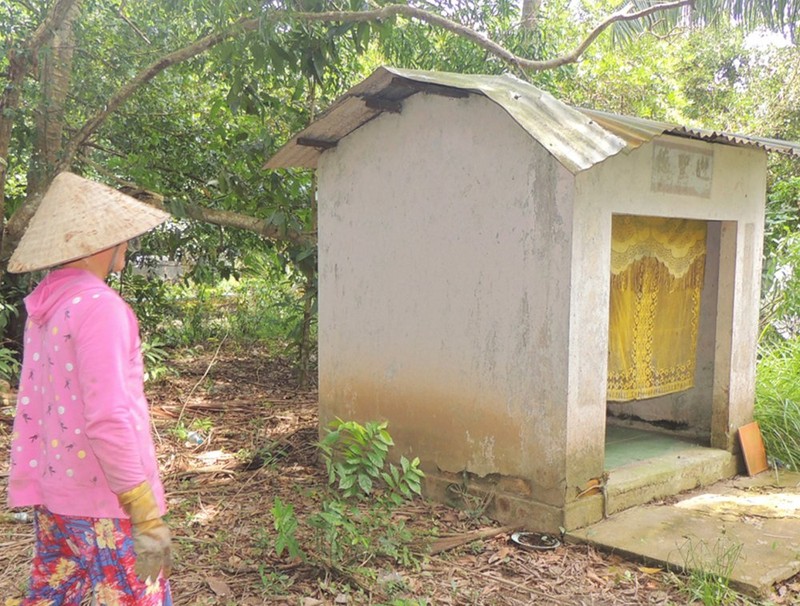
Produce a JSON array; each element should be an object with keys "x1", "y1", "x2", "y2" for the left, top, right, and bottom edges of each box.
[
  {"x1": 316, "y1": 92, "x2": 767, "y2": 529},
  {"x1": 317, "y1": 92, "x2": 576, "y2": 526},
  {"x1": 572, "y1": 137, "x2": 767, "y2": 479}
]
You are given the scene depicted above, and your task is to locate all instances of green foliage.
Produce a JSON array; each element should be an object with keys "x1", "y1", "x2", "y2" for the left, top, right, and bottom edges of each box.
[
  {"x1": 755, "y1": 340, "x2": 800, "y2": 471},
  {"x1": 0, "y1": 278, "x2": 29, "y2": 383},
  {"x1": 169, "y1": 417, "x2": 213, "y2": 444},
  {"x1": 0, "y1": 291, "x2": 20, "y2": 337},
  {"x1": 121, "y1": 258, "x2": 312, "y2": 361},
  {"x1": 319, "y1": 418, "x2": 424, "y2": 504},
  {"x1": 141, "y1": 337, "x2": 175, "y2": 383},
  {"x1": 233, "y1": 251, "x2": 317, "y2": 357},
  {"x1": 676, "y1": 536, "x2": 743, "y2": 606},
  {"x1": 0, "y1": 346, "x2": 20, "y2": 384},
  {"x1": 320, "y1": 419, "x2": 394, "y2": 498},
  {"x1": 307, "y1": 497, "x2": 419, "y2": 570},
  {"x1": 117, "y1": 272, "x2": 182, "y2": 341},
  {"x1": 271, "y1": 497, "x2": 305, "y2": 561},
  {"x1": 257, "y1": 566, "x2": 294, "y2": 594},
  {"x1": 269, "y1": 421, "x2": 425, "y2": 578},
  {"x1": 761, "y1": 178, "x2": 800, "y2": 345},
  {"x1": 269, "y1": 484, "x2": 420, "y2": 572},
  {"x1": 565, "y1": 29, "x2": 687, "y2": 121},
  {"x1": 307, "y1": 498, "x2": 369, "y2": 564}
]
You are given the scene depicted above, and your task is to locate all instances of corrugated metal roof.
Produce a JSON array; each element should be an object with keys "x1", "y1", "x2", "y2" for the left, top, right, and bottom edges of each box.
[
  {"x1": 264, "y1": 66, "x2": 800, "y2": 173},
  {"x1": 581, "y1": 108, "x2": 800, "y2": 158}
]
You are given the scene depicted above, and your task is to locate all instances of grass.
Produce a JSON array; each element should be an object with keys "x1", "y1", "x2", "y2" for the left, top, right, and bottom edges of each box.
[
  {"x1": 675, "y1": 536, "x2": 744, "y2": 606},
  {"x1": 755, "y1": 338, "x2": 800, "y2": 471}
]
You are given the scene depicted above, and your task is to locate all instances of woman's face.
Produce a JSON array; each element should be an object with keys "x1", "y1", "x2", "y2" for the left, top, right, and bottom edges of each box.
[
  {"x1": 64, "y1": 241, "x2": 129, "y2": 279},
  {"x1": 110, "y1": 241, "x2": 128, "y2": 274},
  {"x1": 93, "y1": 241, "x2": 128, "y2": 276}
]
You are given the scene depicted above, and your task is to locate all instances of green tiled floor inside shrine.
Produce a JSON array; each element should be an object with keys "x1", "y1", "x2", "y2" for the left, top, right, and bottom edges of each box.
[{"x1": 604, "y1": 425, "x2": 704, "y2": 470}]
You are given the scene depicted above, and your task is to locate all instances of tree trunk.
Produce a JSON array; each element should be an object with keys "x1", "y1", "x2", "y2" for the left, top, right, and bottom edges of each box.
[
  {"x1": 296, "y1": 271, "x2": 316, "y2": 389},
  {"x1": 520, "y1": 0, "x2": 541, "y2": 30},
  {"x1": 0, "y1": 0, "x2": 81, "y2": 255},
  {"x1": 26, "y1": 2, "x2": 81, "y2": 208},
  {"x1": 296, "y1": 82, "x2": 319, "y2": 389}
]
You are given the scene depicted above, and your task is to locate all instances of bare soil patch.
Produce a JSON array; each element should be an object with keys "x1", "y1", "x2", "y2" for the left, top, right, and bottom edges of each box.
[{"x1": 1, "y1": 346, "x2": 796, "y2": 605}]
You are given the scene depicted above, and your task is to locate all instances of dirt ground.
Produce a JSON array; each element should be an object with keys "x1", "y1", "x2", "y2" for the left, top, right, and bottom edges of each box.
[{"x1": 1, "y1": 346, "x2": 798, "y2": 605}]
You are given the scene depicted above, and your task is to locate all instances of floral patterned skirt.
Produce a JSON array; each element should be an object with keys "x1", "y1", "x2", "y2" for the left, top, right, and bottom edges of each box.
[{"x1": 21, "y1": 507, "x2": 172, "y2": 606}]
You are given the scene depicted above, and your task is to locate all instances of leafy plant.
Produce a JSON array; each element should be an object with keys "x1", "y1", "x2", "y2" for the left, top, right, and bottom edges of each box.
[
  {"x1": 271, "y1": 497, "x2": 305, "y2": 561},
  {"x1": 0, "y1": 346, "x2": 20, "y2": 384},
  {"x1": 118, "y1": 273, "x2": 181, "y2": 342},
  {"x1": 269, "y1": 421, "x2": 425, "y2": 576},
  {"x1": 306, "y1": 495, "x2": 419, "y2": 571},
  {"x1": 141, "y1": 337, "x2": 174, "y2": 383},
  {"x1": 169, "y1": 418, "x2": 213, "y2": 444},
  {"x1": 319, "y1": 418, "x2": 424, "y2": 504},
  {"x1": 760, "y1": 177, "x2": 800, "y2": 346},
  {"x1": 307, "y1": 499, "x2": 368, "y2": 566},
  {"x1": 258, "y1": 566, "x2": 294, "y2": 594}
]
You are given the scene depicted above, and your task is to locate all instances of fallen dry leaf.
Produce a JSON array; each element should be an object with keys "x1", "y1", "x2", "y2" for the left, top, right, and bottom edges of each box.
[
  {"x1": 206, "y1": 576, "x2": 232, "y2": 596},
  {"x1": 488, "y1": 545, "x2": 512, "y2": 564}
]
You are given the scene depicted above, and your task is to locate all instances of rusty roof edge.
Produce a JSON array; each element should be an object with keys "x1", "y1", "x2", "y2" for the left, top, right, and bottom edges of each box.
[
  {"x1": 264, "y1": 67, "x2": 800, "y2": 171},
  {"x1": 264, "y1": 67, "x2": 402, "y2": 170},
  {"x1": 580, "y1": 107, "x2": 800, "y2": 157},
  {"x1": 265, "y1": 67, "x2": 631, "y2": 172}
]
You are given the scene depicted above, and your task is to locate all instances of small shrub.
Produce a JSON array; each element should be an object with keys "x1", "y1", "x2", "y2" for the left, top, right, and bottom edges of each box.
[
  {"x1": 258, "y1": 566, "x2": 294, "y2": 594},
  {"x1": 271, "y1": 497, "x2": 305, "y2": 561},
  {"x1": 141, "y1": 337, "x2": 174, "y2": 383},
  {"x1": 307, "y1": 499, "x2": 368, "y2": 566},
  {"x1": 270, "y1": 421, "x2": 426, "y2": 577},
  {"x1": 0, "y1": 346, "x2": 20, "y2": 384},
  {"x1": 319, "y1": 418, "x2": 424, "y2": 504}
]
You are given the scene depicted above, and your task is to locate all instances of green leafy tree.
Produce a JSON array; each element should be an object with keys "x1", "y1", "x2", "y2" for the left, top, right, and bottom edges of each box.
[{"x1": 2, "y1": 0, "x2": 737, "y2": 379}]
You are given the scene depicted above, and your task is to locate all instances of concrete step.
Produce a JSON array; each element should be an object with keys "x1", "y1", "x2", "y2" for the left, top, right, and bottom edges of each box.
[{"x1": 605, "y1": 446, "x2": 738, "y2": 515}]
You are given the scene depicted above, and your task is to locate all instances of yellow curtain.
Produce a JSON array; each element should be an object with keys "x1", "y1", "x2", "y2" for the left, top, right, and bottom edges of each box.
[{"x1": 607, "y1": 215, "x2": 707, "y2": 402}]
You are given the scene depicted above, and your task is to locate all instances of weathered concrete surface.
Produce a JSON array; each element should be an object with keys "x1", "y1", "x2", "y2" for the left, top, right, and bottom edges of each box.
[
  {"x1": 605, "y1": 446, "x2": 738, "y2": 517},
  {"x1": 567, "y1": 471, "x2": 800, "y2": 597},
  {"x1": 315, "y1": 74, "x2": 769, "y2": 527}
]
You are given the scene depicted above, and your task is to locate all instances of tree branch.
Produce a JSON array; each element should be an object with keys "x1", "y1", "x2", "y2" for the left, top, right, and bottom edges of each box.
[
  {"x1": 273, "y1": 1, "x2": 693, "y2": 71},
  {"x1": 86, "y1": 160, "x2": 315, "y2": 249},
  {"x1": 58, "y1": 0, "x2": 693, "y2": 172},
  {"x1": 113, "y1": 0, "x2": 152, "y2": 45},
  {"x1": 547, "y1": 1, "x2": 692, "y2": 69},
  {"x1": 5, "y1": 0, "x2": 691, "y2": 257},
  {"x1": 56, "y1": 15, "x2": 261, "y2": 174},
  {"x1": 157, "y1": 198, "x2": 316, "y2": 248}
]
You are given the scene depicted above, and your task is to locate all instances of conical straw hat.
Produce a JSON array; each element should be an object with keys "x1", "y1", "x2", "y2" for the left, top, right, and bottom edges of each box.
[{"x1": 7, "y1": 172, "x2": 171, "y2": 273}]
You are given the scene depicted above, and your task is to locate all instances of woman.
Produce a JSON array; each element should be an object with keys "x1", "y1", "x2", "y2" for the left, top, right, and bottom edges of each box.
[{"x1": 6, "y1": 172, "x2": 173, "y2": 605}]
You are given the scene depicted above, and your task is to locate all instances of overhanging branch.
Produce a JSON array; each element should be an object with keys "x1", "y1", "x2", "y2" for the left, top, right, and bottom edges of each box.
[
  {"x1": 58, "y1": 0, "x2": 693, "y2": 172},
  {"x1": 5, "y1": 0, "x2": 691, "y2": 259}
]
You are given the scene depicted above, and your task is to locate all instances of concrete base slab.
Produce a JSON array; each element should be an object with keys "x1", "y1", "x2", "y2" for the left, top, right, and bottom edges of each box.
[{"x1": 567, "y1": 471, "x2": 800, "y2": 597}]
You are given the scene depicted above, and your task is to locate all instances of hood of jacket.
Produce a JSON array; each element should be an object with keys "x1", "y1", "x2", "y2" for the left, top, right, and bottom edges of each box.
[{"x1": 25, "y1": 268, "x2": 106, "y2": 326}]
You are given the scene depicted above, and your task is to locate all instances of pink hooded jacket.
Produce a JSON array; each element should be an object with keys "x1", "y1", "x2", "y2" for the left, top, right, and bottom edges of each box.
[{"x1": 8, "y1": 268, "x2": 166, "y2": 518}]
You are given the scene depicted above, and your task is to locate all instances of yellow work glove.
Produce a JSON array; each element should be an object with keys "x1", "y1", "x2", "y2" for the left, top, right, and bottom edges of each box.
[{"x1": 118, "y1": 481, "x2": 172, "y2": 583}]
